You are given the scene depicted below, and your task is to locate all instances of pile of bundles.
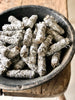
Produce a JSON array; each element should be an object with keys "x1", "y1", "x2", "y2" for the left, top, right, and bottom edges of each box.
[{"x1": 0, "y1": 15, "x2": 71, "y2": 79}]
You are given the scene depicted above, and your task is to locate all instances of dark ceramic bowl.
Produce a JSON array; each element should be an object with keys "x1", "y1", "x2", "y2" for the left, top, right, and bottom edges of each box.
[{"x1": 0, "y1": 5, "x2": 75, "y2": 90}]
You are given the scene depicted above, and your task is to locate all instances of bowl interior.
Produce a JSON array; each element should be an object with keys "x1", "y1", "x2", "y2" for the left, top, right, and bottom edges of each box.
[{"x1": 0, "y1": 5, "x2": 74, "y2": 90}]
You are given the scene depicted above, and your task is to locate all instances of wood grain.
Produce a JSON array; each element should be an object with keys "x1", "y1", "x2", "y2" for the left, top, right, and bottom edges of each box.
[
  {"x1": 0, "y1": 0, "x2": 67, "y2": 17},
  {"x1": 58, "y1": 94, "x2": 66, "y2": 100},
  {"x1": 0, "y1": 0, "x2": 70, "y2": 97},
  {"x1": 22, "y1": 0, "x2": 67, "y2": 17},
  {"x1": 0, "y1": 0, "x2": 22, "y2": 13}
]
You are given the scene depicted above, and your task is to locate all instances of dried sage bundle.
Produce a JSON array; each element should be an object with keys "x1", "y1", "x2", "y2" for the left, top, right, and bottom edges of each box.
[
  {"x1": 47, "y1": 38, "x2": 70, "y2": 56},
  {"x1": 14, "y1": 60, "x2": 26, "y2": 70},
  {"x1": 22, "y1": 15, "x2": 38, "y2": 28},
  {"x1": 44, "y1": 15, "x2": 64, "y2": 34},
  {"x1": 33, "y1": 22, "x2": 46, "y2": 44},
  {"x1": 51, "y1": 52, "x2": 61, "y2": 68},
  {"x1": 6, "y1": 70, "x2": 35, "y2": 78}
]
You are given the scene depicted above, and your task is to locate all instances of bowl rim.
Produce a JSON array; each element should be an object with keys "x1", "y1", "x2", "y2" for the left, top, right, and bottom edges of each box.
[{"x1": 0, "y1": 5, "x2": 75, "y2": 90}]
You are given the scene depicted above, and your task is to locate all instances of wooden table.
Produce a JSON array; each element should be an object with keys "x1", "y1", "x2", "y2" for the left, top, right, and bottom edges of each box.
[{"x1": 0, "y1": 0, "x2": 70, "y2": 99}]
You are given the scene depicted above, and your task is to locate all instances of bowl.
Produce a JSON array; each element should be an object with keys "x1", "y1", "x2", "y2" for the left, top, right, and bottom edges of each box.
[{"x1": 0, "y1": 5, "x2": 75, "y2": 90}]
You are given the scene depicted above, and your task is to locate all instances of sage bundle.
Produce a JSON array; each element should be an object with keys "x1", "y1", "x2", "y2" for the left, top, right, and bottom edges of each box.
[
  {"x1": 6, "y1": 70, "x2": 35, "y2": 78},
  {"x1": 33, "y1": 22, "x2": 46, "y2": 44},
  {"x1": 51, "y1": 52, "x2": 61, "y2": 68},
  {"x1": 47, "y1": 38, "x2": 70, "y2": 56},
  {"x1": 44, "y1": 15, "x2": 64, "y2": 34},
  {"x1": 14, "y1": 60, "x2": 26, "y2": 70},
  {"x1": 22, "y1": 15, "x2": 38, "y2": 28},
  {"x1": 23, "y1": 28, "x2": 32, "y2": 46}
]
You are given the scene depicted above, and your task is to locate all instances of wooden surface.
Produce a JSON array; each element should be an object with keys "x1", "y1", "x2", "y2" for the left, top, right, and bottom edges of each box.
[
  {"x1": 0, "y1": 0, "x2": 67, "y2": 17},
  {"x1": 0, "y1": 0, "x2": 70, "y2": 97}
]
